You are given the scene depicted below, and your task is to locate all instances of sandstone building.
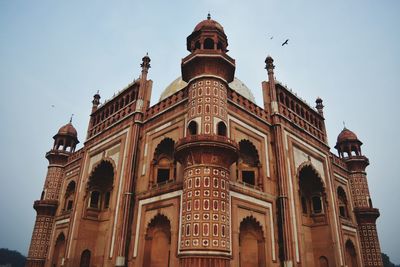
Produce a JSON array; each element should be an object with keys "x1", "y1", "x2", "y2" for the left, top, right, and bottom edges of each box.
[{"x1": 26, "y1": 15, "x2": 383, "y2": 267}]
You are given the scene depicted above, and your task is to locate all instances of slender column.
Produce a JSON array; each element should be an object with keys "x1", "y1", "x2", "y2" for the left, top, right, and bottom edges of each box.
[
  {"x1": 265, "y1": 56, "x2": 294, "y2": 264},
  {"x1": 116, "y1": 54, "x2": 151, "y2": 266}
]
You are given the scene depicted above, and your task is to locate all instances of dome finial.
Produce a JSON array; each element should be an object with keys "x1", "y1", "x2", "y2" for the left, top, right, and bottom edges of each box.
[
  {"x1": 343, "y1": 121, "x2": 346, "y2": 129},
  {"x1": 207, "y1": 12, "x2": 211, "y2": 20},
  {"x1": 69, "y1": 114, "x2": 74, "y2": 123}
]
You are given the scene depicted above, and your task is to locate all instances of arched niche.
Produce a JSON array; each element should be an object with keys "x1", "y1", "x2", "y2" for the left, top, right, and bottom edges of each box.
[
  {"x1": 79, "y1": 249, "x2": 91, "y2": 267},
  {"x1": 238, "y1": 140, "x2": 262, "y2": 189},
  {"x1": 87, "y1": 160, "x2": 115, "y2": 210},
  {"x1": 151, "y1": 138, "x2": 176, "y2": 187},
  {"x1": 345, "y1": 240, "x2": 359, "y2": 267},
  {"x1": 52, "y1": 233, "x2": 66, "y2": 267},
  {"x1": 239, "y1": 216, "x2": 266, "y2": 267},
  {"x1": 143, "y1": 214, "x2": 171, "y2": 267}
]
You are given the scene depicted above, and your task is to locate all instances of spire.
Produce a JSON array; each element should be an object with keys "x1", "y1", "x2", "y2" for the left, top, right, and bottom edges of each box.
[
  {"x1": 140, "y1": 53, "x2": 151, "y2": 75},
  {"x1": 315, "y1": 97, "x2": 324, "y2": 116},
  {"x1": 265, "y1": 55, "x2": 275, "y2": 73},
  {"x1": 91, "y1": 91, "x2": 101, "y2": 112},
  {"x1": 69, "y1": 114, "x2": 74, "y2": 123},
  {"x1": 207, "y1": 12, "x2": 211, "y2": 20}
]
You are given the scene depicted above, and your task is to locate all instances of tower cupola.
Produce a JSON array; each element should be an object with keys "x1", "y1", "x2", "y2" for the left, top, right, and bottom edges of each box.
[
  {"x1": 187, "y1": 13, "x2": 228, "y2": 53},
  {"x1": 334, "y1": 127, "x2": 362, "y2": 158},
  {"x1": 52, "y1": 119, "x2": 79, "y2": 153},
  {"x1": 182, "y1": 14, "x2": 235, "y2": 83}
]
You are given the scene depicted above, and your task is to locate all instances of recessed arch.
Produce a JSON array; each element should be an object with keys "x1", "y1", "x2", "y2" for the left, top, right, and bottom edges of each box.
[
  {"x1": 238, "y1": 140, "x2": 261, "y2": 188},
  {"x1": 337, "y1": 186, "x2": 349, "y2": 218},
  {"x1": 143, "y1": 213, "x2": 172, "y2": 267},
  {"x1": 239, "y1": 216, "x2": 266, "y2": 267},
  {"x1": 79, "y1": 249, "x2": 91, "y2": 267},
  {"x1": 87, "y1": 160, "x2": 115, "y2": 210},
  {"x1": 52, "y1": 233, "x2": 66, "y2": 267},
  {"x1": 152, "y1": 138, "x2": 176, "y2": 185},
  {"x1": 345, "y1": 240, "x2": 358, "y2": 267},
  {"x1": 64, "y1": 180, "x2": 76, "y2": 211},
  {"x1": 298, "y1": 164, "x2": 326, "y2": 215}
]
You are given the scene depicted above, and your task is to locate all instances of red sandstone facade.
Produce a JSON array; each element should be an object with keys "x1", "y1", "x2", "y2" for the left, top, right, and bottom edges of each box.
[{"x1": 26, "y1": 15, "x2": 383, "y2": 267}]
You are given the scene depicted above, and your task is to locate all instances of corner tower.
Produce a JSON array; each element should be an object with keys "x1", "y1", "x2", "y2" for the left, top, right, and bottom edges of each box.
[
  {"x1": 26, "y1": 121, "x2": 79, "y2": 267},
  {"x1": 335, "y1": 128, "x2": 383, "y2": 267},
  {"x1": 175, "y1": 15, "x2": 238, "y2": 267}
]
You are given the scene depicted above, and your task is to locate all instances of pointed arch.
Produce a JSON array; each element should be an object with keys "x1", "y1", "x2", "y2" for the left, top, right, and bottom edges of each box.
[
  {"x1": 52, "y1": 233, "x2": 66, "y2": 267},
  {"x1": 345, "y1": 240, "x2": 359, "y2": 267},
  {"x1": 64, "y1": 180, "x2": 76, "y2": 212},
  {"x1": 297, "y1": 163, "x2": 326, "y2": 216},
  {"x1": 239, "y1": 216, "x2": 266, "y2": 267},
  {"x1": 238, "y1": 140, "x2": 262, "y2": 189},
  {"x1": 87, "y1": 159, "x2": 115, "y2": 210},
  {"x1": 152, "y1": 138, "x2": 176, "y2": 186},
  {"x1": 337, "y1": 186, "x2": 349, "y2": 218},
  {"x1": 80, "y1": 249, "x2": 91, "y2": 267},
  {"x1": 143, "y1": 214, "x2": 171, "y2": 267}
]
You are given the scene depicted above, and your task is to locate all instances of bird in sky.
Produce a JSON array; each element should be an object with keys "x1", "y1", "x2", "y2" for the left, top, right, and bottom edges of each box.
[
  {"x1": 270, "y1": 36, "x2": 274, "y2": 40},
  {"x1": 282, "y1": 39, "x2": 289, "y2": 46}
]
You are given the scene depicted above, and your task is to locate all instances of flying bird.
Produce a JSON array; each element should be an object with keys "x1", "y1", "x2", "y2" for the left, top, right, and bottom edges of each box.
[
  {"x1": 282, "y1": 39, "x2": 289, "y2": 46},
  {"x1": 270, "y1": 36, "x2": 274, "y2": 40}
]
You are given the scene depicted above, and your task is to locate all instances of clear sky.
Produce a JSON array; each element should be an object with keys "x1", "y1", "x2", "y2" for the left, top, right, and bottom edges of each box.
[{"x1": 0, "y1": 0, "x2": 399, "y2": 263}]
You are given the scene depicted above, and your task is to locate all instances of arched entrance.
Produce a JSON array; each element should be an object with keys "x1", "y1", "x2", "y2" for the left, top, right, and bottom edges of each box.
[
  {"x1": 298, "y1": 164, "x2": 334, "y2": 266},
  {"x1": 143, "y1": 214, "x2": 171, "y2": 267},
  {"x1": 345, "y1": 240, "x2": 359, "y2": 267},
  {"x1": 79, "y1": 249, "x2": 91, "y2": 267},
  {"x1": 239, "y1": 216, "x2": 266, "y2": 267},
  {"x1": 51, "y1": 233, "x2": 65, "y2": 267}
]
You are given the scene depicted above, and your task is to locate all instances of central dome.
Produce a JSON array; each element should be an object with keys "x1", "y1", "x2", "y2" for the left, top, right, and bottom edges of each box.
[{"x1": 159, "y1": 76, "x2": 255, "y2": 103}]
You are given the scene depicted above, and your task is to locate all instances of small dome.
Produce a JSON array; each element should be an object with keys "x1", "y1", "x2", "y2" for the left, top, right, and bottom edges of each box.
[
  {"x1": 159, "y1": 76, "x2": 255, "y2": 103},
  {"x1": 57, "y1": 122, "x2": 78, "y2": 138},
  {"x1": 337, "y1": 128, "x2": 358, "y2": 144},
  {"x1": 193, "y1": 17, "x2": 224, "y2": 33}
]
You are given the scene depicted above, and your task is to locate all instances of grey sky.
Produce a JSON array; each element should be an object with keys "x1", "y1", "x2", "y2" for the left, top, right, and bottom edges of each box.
[{"x1": 1, "y1": 0, "x2": 399, "y2": 263}]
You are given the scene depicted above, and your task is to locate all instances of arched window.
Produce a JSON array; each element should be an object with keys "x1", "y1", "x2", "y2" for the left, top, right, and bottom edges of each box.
[
  {"x1": 64, "y1": 181, "x2": 76, "y2": 212},
  {"x1": 80, "y1": 249, "x2": 91, "y2": 267},
  {"x1": 217, "y1": 41, "x2": 223, "y2": 50},
  {"x1": 188, "y1": 121, "x2": 198, "y2": 135},
  {"x1": 337, "y1": 186, "x2": 349, "y2": 218},
  {"x1": 87, "y1": 161, "x2": 114, "y2": 210},
  {"x1": 152, "y1": 138, "x2": 175, "y2": 187},
  {"x1": 238, "y1": 140, "x2": 261, "y2": 188},
  {"x1": 299, "y1": 165, "x2": 325, "y2": 217},
  {"x1": 239, "y1": 217, "x2": 266, "y2": 267},
  {"x1": 345, "y1": 240, "x2": 358, "y2": 267},
  {"x1": 298, "y1": 165, "x2": 334, "y2": 265},
  {"x1": 217, "y1": 121, "x2": 227, "y2": 136},
  {"x1": 204, "y1": 38, "x2": 214, "y2": 49},
  {"x1": 89, "y1": 191, "x2": 100, "y2": 208},
  {"x1": 195, "y1": 40, "x2": 201, "y2": 50},
  {"x1": 143, "y1": 214, "x2": 171, "y2": 267}
]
